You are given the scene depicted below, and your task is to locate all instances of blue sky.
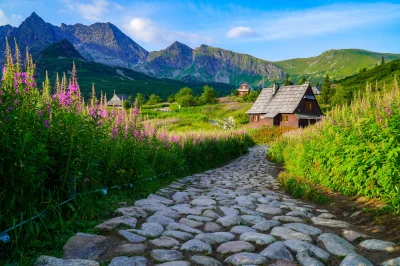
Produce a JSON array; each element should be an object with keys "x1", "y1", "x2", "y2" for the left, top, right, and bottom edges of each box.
[{"x1": 0, "y1": 0, "x2": 400, "y2": 61}]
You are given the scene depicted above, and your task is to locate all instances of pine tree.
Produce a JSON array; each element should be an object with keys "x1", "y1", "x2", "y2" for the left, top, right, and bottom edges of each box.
[
  {"x1": 284, "y1": 73, "x2": 291, "y2": 86},
  {"x1": 320, "y1": 73, "x2": 332, "y2": 104},
  {"x1": 381, "y1": 56, "x2": 385, "y2": 65}
]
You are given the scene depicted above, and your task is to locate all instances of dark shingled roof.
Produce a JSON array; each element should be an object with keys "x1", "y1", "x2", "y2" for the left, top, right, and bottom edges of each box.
[{"x1": 246, "y1": 84, "x2": 309, "y2": 115}]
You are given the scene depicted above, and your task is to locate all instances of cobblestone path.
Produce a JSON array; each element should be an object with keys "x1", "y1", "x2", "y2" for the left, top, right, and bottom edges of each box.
[{"x1": 36, "y1": 146, "x2": 399, "y2": 266}]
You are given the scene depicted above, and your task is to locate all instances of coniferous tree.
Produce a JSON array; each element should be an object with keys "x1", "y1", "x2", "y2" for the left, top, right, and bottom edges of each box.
[
  {"x1": 297, "y1": 77, "x2": 307, "y2": 85},
  {"x1": 284, "y1": 73, "x2": 291, "y2": 86},
  {"x1": 320, "y1": 73, "x2": 332, "y2": 104},
  {"x1": 381, "y1": 56, "x2": 385, "y2": 65}
]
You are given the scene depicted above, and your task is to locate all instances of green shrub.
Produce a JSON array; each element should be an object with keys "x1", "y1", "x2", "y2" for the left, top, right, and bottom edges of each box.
[{"x1": 268, "y1": 80, "x2": 400, "y2": 212}]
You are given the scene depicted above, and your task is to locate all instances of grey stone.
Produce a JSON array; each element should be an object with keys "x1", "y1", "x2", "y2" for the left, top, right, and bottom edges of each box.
[
  {"x1": 179, "y1": 218, "x2": 203, "y2": 228},
  {"x1": 241, "y1": 215, "x2": 267, "y2": 225},
  {"x1": 191, "y1": 198, "x2": 216, "y2": 206},
  {"x1": 381, "y1": 257, "x2": 400, "y2": 266},
  {"x1": 171, "y1": 204, "x2": 192, "y2": 212},
  {"x1": 339, "y1": 252, "x2": 373, "y2": 266},
  {"x1": 317, "y1": 213, "x2": 337, "y2": 219},
  {"x1": 239, "y1": 232, "x2": 276, "y2": 245},
  {"x1": 187, "y1": 215, "x2": 213, "y2": 222},
  {"x1": 359, "y1": 239, "x2": 397, "y2": 252},
  {"x1": 256, "y1": 205, "x2": 283, "y2": 215},
  {"x1": 219, "y1": 206, "x2": 239, "y2": 216},
  {"x1": 151, "y1": 249, "x2": 184, "y2": 262},
  {"x1": 110, "y1": 255, "x2": 147, "y2": 265},
  {"x1": 162, "y1": 230, "x2": 193, "y2": 241},
  {"x1": 285, "y1": 210, "x2": 310, "y2": 218},
  {"x1": 231, "y1": 225, "x2": 256, "y2": 234},
  {"x1": 166, "y1": 222, "x2": 202, "y2": 234},
  {"x1": 204, "y1": 222, "x2": 222, "y2": 232},
  {"x1": 202, "y1": 210, "x2": 220, "y2": 219},
  {"x1": 296, "y1": 250, "x2": 324, "y2": 266},
  {"x1": 283, "y1": 223, "x2": 322, "y2": 236},
  {"x1": 150, "y1": 236, "x2": 181, "y2": 249},
  {"x1": 180, "y1": 239, "x2": 212, "y2": 254},
  {"x1": 311, "y1": 217, "x2": 350, "y2": 228},
  {"x1": 190, "y1": 255, "x2": 222, "y2": 266},
  {"x1": 318, "y1": 233, "x2": 354, "y2": 256},
  {"x1": 154, "y1": 210, "x2": 181, "y2": 219},
  {"x1": 252, "y1": 220, "x2": 280, "y2": 232},
  {"x1": 130, "y1": 222, "x2": 164, "y2": 237},
  {"x1": 283, "y1": 240, "x2": 330, "y2": 262},
  {"x1": 62, "y1": 233, "x2": 108, "y2": 260},
  {"x1": 146, "y1": 215, "x2": 175, "y2": 227},
  {"x1": 94, "y1": 216, "x2": 137, "y2": 231},
  {"x1": 261, "y1": 241, "x2": 294, "y2": 261},
  {"x1": 216, "y1": 215, "x2": 243, "y2": 227},
  {"x1": 115, "y1": 206, "x2": 148, "y2": 218},
  {"x1": 118, "y1": 230, "x2": 146, "y2": 243},
  {"x1": 34, "y1": 256, "x2": 99, "y2": 266},
  {"x1": 148, "y1": 194, "x2": 174, "y2": 205},
  {"x1": 341, "y1": 230, "x2": 368, "y2": 242},
  {"x1": 172, "y1": 192, "x2": 190, "y2": 203},
  {"x1": 224, "y1": 252, "x2": 268, "y2": 265},
  {"x1": 195, "y1": 232, "x2": 235, "y2": 245},
  {"x1": 216, "y1": 241, "x2": 256, "y2": 254},
  {"x1": 156, "y1": 262, "x2": 190, "y2": 266},
  {"x1": 272, "y1": 216, "x2": 304, "y2": 223},
  {"x1": 271, "y1": 227, "x2": 312, "y2": 242}
]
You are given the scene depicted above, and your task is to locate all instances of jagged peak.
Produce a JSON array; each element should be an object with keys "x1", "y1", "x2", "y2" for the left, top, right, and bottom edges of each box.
[
  {"x1": 167, "y1": 41, "x2": 192, "y2": 51},
  {"x1": 23, "y1": 12, "x2": 45, "y2": 24}
]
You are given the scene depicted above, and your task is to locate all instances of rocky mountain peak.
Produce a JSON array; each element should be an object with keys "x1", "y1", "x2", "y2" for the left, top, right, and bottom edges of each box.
[{"x1": 22, "y1": 12, "x2": 46, "y2": 27}]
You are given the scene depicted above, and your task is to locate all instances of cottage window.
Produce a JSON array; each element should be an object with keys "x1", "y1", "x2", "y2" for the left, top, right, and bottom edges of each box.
[
  {"x1": 306, "y1": 102, "x2": 312, "y2": 111},
  {"x1": 281, "y1": 114, "x2": 289, "y2": 122},
  {"x1": 254, "y1": 115, "x2": 259, "y2": 122}
]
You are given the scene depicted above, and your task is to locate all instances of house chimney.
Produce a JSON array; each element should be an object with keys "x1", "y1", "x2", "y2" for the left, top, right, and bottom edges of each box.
[{"x1": 273, "y1": 83, "x2": 279, "y2": 95}]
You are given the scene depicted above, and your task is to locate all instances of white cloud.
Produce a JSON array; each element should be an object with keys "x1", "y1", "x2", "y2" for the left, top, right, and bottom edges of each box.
[
  {"x1": 66, "y1": 0, "x2": 122, "y2": 21},
  {"x1": 124, "y1": 17, "x2": 213, "y2": 50},
  {"x1": 0, "y1": 9, "x2": 22, "y2": 26},
  {"x1": 228, "y1": 3, "x2": 400, "y2": 41},
  {"x1": 226, "y1": 26, "x2": 257, "y2": 38}
]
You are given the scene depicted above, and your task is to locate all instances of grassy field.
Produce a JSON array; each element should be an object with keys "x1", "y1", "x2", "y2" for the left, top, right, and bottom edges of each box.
[{"x1": 140, "y1": 96, "x2": 253, "y2": 132}]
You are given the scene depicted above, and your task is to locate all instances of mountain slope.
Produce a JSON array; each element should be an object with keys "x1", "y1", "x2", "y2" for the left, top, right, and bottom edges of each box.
[
  {"x1": 140, "y1": 43, "x2": 285, "y2": 87},
  {"x1": 35, "y1": 40, "x2": 234, "y2": 99},
  {"x1": 332, "y1": 58, "x2": 400, "y2": 105},
  {"x1": 275, "y1": 49, "x2": 400, "y2": 83}
]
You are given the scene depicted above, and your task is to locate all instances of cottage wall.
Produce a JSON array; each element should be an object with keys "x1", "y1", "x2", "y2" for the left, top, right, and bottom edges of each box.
[
  {"x1": 249, "y1": 114, "x2": 272, "y2": 127},
  {"x1": 278, "y1": 114, "x2": 299, "y2": 127},
  {"x1": 295, "y1": 87, "x2": 323, "y2": 116}
]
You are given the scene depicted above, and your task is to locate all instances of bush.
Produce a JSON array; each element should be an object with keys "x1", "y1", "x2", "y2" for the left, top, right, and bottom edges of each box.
[
  {"x1": 268, "y1": 81, "x2": 400, "y2": 212},
  {"x1": 0, "y1": 42, "x2": 254, "y2": 263}
]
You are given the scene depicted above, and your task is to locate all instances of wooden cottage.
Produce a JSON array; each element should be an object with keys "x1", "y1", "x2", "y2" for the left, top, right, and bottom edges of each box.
[
  {"x1": 107, "y1": 92, "x2": 129, "y2": 108},
  {"x1": 237, "y1": 82, "x2": 253, "y2": 95},
  {"x1": 246, "y1": 83, "x2": 323, "y2": 127}
]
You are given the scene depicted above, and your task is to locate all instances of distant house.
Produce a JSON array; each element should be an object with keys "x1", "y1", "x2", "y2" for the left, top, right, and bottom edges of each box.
[
  {"x1": 107, "y1": 91, "x2": 129, "y2": 108},
  {"x1": 246, "y1": 83, "x2": 323, "y2": 128},
  {"x1": 237, "y1": 82, "x2": 253, "y2": 96},
  {"x1": 312, "y1": 86, "x2": 321, "y2": 96}
]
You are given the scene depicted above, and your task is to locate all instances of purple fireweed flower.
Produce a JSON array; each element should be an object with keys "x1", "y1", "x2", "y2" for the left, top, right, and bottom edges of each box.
[{"x1": 43, "y1": 119, "x2": 49, "y2": 129}]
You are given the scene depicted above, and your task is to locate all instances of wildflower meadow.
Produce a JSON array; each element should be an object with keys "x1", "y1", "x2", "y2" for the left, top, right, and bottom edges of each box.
[
  {"x1": 0, "y1": 39, "x2": 253, "y2": 263},
  {"x1": 268, "y1": 80, "x2": 400, "y2": 212}
]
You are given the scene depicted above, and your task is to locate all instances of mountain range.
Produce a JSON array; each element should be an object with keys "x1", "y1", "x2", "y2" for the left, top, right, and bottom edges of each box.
[{"x1": 1, "y1": 12, "x2": 400, "y2": 87}]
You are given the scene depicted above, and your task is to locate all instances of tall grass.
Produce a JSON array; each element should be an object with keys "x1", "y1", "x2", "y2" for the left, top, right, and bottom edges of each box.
[
  {"x1": 0, "y1": 40, "x2": 254, "y2": 264},
  {"x1": 268, "y1": 78, "x2": 400, "y2": 212}
]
